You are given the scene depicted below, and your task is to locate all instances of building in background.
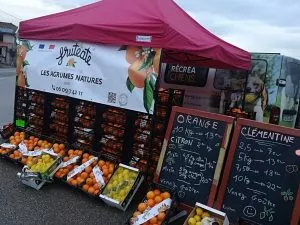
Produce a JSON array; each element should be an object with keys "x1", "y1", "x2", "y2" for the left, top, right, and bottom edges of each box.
[{"x1": 0, "y1": 22, "x2": 17, "y2": 66}]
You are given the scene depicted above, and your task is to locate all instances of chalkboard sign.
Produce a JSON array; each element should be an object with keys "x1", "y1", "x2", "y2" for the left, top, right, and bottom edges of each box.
[
  {"x1": 155, "y1": 106, "x2": 234, "y2": 207},
  {"x1": 216, "y1": 119, "x2": 300, "y2": 225},
  {"x1": 164, "y1": 64, "x2": 209, "y2": 87}
]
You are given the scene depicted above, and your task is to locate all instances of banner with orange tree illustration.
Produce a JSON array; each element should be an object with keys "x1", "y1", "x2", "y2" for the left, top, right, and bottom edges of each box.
[{"x1": 16, "y1": 40, "x2": 161, "y2": 114}]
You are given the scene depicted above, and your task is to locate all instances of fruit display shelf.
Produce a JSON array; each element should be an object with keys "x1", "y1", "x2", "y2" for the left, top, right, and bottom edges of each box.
[
  {"x1": 49, "y1": 97, "x2": 70, "y2": 142},
  {"x1": 72, "y1": 101, "x2": 96, "y2": 150},
  {"x1": 129, "y1": 113, "x2": 153, "y2": 173},
  {"x1": 146, "y1": 89, "x2": 184, "y2": 181},
  {"x1": 100, "y1": 163, "x2": 144, "y2": 211},
  {"x1": 99, "y1": 107, "x2": 126, "y2": 161},
  {"x1": 26, "y1": 90, "x2": 45, "y2": 134},
  {"x1": 126, "y1": 183, "x2": 177, "y2": 225}
]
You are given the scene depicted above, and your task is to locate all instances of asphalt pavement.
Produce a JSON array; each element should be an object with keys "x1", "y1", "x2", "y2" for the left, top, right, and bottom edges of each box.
[{"x1": 0, "y1": 67, "x2": 16, "y2": 127}]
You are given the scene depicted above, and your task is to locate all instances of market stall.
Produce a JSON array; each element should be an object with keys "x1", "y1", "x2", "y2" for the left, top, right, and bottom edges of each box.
[{"x1": 6, "y1": 0, "x2": 292, "y2": 224}]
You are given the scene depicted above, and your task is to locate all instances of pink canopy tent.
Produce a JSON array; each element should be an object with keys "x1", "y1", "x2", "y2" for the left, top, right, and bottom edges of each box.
[{"x1": 19, "y1": 0, "x2": 250, "y2": 70}]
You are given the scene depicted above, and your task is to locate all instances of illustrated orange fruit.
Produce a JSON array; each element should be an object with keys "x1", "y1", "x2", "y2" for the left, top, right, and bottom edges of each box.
[
  {"x1": 153, "y1": 189, "x2": 161, "y2": 196},
  {"x1": 82, "y1": 158, "x2": 88, "y2": 163},
  {"x1": 146, "y1": 191, "x2": 155, "y2": 200},
  {"x1": 147, "y1": 199, "x2": 156, "y2": 208},
  {"x1": 59, "y1": 144, "x2": 65, "y2": 150},
  {"x1": 138, "y1": 203, "x2": 147, "y2": 213},
  {"x1": 128, "y1": 59, "x2": 149, "y2": 88},
  {"x1": 161, "y1": 192, "x2": 171, "y2": 200},
  {"x1": 154, "y1": 196, "x2": 163, "y2": 204},
  {"x1": 157, "y1": 212, "x2": 165, "y2": 221},
  {"x1": 149, "y1": 217, "x2": 158, "y2": 224},
  {"x1": 126, "y1": 46, "x2": 141, "y2": 64}
]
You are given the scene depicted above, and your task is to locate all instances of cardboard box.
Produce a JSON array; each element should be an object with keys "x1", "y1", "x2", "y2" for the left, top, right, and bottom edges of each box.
[
  {"x1": 184, "y1": 202, "x2": 229, "y2": 225},
  {"x1": 100, "y1": 163, "x2": 144, "y2": 211}
]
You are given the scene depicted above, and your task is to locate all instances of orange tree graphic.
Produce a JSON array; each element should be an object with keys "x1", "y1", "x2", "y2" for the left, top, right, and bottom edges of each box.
[{"x1": 120, "y1": 46, "x2": 161, "y2": 113}]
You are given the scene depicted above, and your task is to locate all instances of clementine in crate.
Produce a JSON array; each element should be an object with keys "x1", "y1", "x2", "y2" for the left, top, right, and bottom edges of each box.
[
  {"x1": 130, "y1": 187, "x2": 171, "y2": 225},
  {"x1": 54, "y1": 149, "x2": 83, "y2": 179},
  {"x1": 81, "y1": 159, "x2": 115, "y2": 196}
]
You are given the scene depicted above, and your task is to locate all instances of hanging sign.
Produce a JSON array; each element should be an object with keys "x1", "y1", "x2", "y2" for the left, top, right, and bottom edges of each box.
[{"x1": 17, "y1": 40, "x2": 161, "y2": 114}]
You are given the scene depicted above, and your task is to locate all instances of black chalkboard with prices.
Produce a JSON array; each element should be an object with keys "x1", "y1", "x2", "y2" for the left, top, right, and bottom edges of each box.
[
  {"x1": 216, "y1": 118, "x2": 300, "y2": 225},
  {"x1": 155, "y1": 106, "x2": 234, "y2": 207}
]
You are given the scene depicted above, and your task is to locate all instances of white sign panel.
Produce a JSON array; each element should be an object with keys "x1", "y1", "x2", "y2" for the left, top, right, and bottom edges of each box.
[{"x1": 17, "y1": 40, "x2": 161, "y2": 114}]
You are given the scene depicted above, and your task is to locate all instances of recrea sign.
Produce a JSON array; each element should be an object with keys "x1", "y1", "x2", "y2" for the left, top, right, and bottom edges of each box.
[{"x1": 16, "y1": 40, "x2": 161, "y2": 114}]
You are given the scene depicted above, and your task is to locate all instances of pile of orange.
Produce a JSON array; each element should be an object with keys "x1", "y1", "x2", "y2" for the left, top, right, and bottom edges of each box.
[
  {"x1": 23, "y1": 136, "x2": 39, "y2": 150},
  {"x1": 82, "y1": 159, "x2": 115, "y2": 196},
  {"x1": 55, "y1": 149, "x2": 83, "y2": 179},
  {"x1": 81, "y1": 153, "x2": 97, "y2": 166},
  {"x1": 35, "y1": 140, "x2": 52, "y2": 150},
  {"x1": 0, "y1": 147, "x2": 11, "y2": 155},
  {"x1": 9, "y1": 150, "x2": 23, "y2": 160},
  {"x1": 21, "y1": 156, "x2": 34, "y2": 166},
  {"x1": 52, "y1": 143, "x2": 67, "y2": 157},
  {"x1": 8, "y1": 132, "x2": 26, "y2": 146},
  {"x1": 20, "y1": 139, "x2": 52, "y2": 165},
  {"x1": 9, "y1": 135, "x2": 38, "y2": 161},
  {"x1": 82, "y1": 172, "x2": 100, "y2": 196},
  {"x1": 131, "y1": 189, "x2": 171, "y2": 225},
  {"x1": 67, "y1": 169, "x2": 89, "y2": 187},
  {"x1": 67, "y1": 153, "x2": 97, "y2": 187}
]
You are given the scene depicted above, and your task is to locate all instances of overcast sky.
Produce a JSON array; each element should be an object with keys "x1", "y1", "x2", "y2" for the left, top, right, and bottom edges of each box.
[{"x1": 0, "y1": 0, "x2": 299, "y2": 59}]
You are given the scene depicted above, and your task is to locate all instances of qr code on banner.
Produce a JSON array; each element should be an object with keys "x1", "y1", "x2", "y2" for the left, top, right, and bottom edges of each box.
[{"x1": 108, "y1": 92, "x2": 116, "y2": 103}]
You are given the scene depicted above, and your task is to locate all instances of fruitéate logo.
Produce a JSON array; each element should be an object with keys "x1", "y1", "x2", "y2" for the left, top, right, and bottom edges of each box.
[{"x1": 56, "y1": 43, "x2": 92, "y2": 66}]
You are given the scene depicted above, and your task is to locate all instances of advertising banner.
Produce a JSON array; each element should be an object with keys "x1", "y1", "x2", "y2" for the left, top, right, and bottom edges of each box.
[{"x1": 16, "y1": 40, "x2": 161, "y2": 114}]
